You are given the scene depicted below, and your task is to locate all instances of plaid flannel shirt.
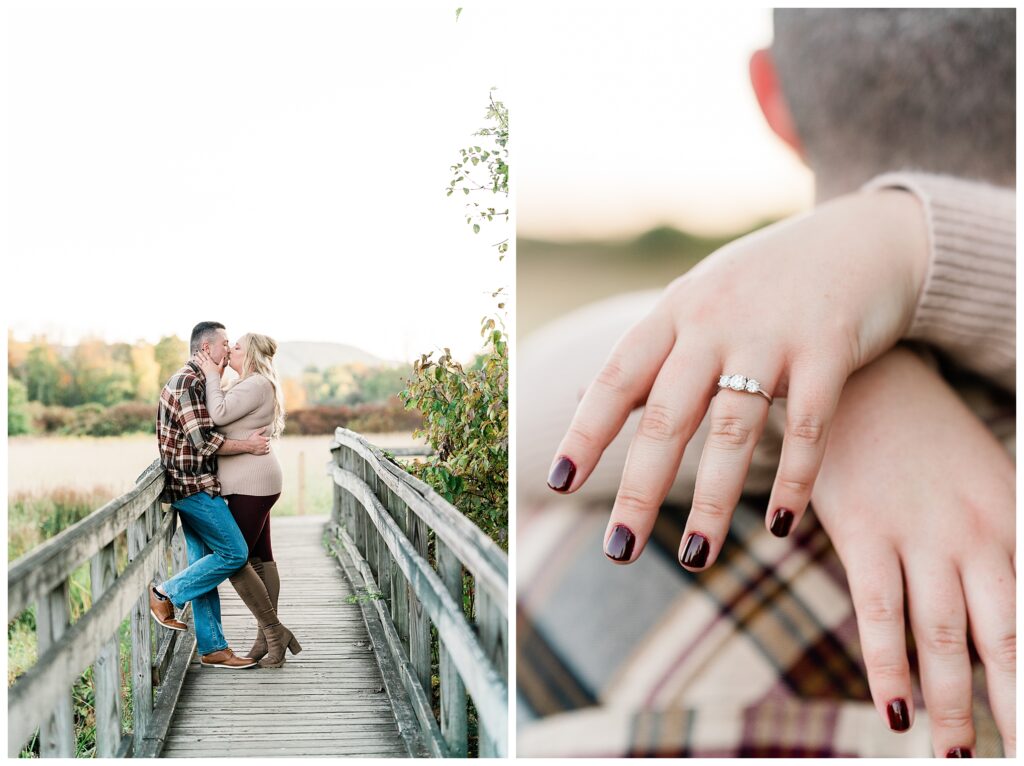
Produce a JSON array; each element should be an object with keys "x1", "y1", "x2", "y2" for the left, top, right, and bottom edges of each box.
[
  {"x1": 157, "y1": 361, "x2": 226, "y2": 503},
  {"x1": 517, "y1": 371, "x2": 1015, "y2": 758}
]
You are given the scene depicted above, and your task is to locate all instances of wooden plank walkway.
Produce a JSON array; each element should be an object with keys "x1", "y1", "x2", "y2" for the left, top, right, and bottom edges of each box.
[{"x1": 161, "y1": 515, "x2": 411, "y2": 758}]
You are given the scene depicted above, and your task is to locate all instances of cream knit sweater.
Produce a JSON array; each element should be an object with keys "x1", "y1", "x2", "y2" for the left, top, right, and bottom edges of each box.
[
  {"x1": 206, "y1": 374, "x2": 283, "y2": 496},
  {"x1": 864, "y1": 172, "x2": 1015, "y2": 392}
]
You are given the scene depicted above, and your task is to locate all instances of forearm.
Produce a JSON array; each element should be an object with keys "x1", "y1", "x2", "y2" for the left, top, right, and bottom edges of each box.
[{"x1": 217, "y1": 438, "x2": 254, "y2": 456}]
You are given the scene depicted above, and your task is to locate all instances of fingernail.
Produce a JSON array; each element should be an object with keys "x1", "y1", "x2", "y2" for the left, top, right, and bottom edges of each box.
[
  {"x1": 886, "y1": 698, "x2": 910, "y2": 732},
  {"x1": 946, "y1": 748, "x2": 972, "y2": 758},
  {"x1": 547, "y1": 456, "x2": 576, "y2": 492},
  {"x1": 680, "y1": 533, "x2": 710, "y2": 569},
  {"x1": 769, "y1": 508, "x2": 794, "y2": 537},
  {"x1": 604, "y1": 524, "x2": 636, "y2": 562}
]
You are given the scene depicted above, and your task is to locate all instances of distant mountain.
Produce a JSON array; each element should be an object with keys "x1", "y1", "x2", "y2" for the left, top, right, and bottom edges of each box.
[{"x1": 275, "y1": 341, "x2": 400, "y2": 378}]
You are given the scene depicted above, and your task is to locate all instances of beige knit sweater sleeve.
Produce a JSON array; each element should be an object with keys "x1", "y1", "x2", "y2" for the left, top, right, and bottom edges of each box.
[
  {"x1": 205, "y1": 375, "x2": 267, "y2": 427},
  {"x1": 864, "y1": 172, "x2": 1016, "y2": 391}
]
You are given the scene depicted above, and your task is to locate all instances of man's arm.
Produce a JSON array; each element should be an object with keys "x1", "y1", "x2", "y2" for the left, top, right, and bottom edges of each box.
[{"x1": 218, "y1": 430, "x2": 270, "y2": 456}]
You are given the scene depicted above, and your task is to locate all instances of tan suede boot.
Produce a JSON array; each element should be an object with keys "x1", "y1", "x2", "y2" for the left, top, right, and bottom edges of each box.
[
  {"x1": 229, "y1": 563, "x2": 301, "y2": 668},
  {"x1": 246, "y1": 558, "x2": 281, "y2": 662}
]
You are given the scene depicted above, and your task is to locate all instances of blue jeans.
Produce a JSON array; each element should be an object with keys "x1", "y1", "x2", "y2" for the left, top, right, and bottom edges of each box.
[{"x1": 160, "y1": 491, "x2": 248, "y2": 655}]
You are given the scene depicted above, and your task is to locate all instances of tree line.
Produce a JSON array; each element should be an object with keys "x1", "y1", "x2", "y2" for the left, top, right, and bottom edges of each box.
[{"x1": 8, "y1": 333, "x2": 418, "y2": 436}]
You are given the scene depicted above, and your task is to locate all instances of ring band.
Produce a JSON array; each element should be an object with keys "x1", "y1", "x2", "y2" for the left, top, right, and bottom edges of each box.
[{"x1": 717, "y1": 373, "x2": 773, "y2": 404}]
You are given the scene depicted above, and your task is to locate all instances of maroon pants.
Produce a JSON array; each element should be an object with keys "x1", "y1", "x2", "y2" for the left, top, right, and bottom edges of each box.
[{"x1": 224, "y1": 493, "x2": 280, "y2": 562}]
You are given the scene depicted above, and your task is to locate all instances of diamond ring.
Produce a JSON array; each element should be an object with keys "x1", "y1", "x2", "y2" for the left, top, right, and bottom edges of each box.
[{"x1": 717, "y1": 373, "x2": 773, "y2": 404}]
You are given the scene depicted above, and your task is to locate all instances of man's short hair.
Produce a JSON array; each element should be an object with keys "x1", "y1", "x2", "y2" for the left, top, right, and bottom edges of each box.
[
  {"x1": 772, "y1": 9, "x2": 1015, "y2": 193},
  {"x1": 189, "y1": 322, "x2": 226, "y2": 355}
]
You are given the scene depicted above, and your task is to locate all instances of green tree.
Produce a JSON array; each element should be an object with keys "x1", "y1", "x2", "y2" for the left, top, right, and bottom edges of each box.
[
  {"x1": 21, "y1": 340, "x2": 62, "y2": 405},
  {"x1": 8, "y1": 376, "x2": 31, "y2": 435},
  {"x1": 348, "y1": 365, "x2": 412, "y2": 405},
  {"x1": 402, "y1": 90, "x2": 510, "y2": 547},
  {"x1": 154, "y1": 335, "x2": 187, "y2": 384},
  {"x1": 66, "y1": 339, "x2": 133, "y2": 406}
]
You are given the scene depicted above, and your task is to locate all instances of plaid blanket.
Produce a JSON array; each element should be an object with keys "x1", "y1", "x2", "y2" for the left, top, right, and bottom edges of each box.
[{"x1": 516, "y1": 369, "x2": 1013, "y2": 758}]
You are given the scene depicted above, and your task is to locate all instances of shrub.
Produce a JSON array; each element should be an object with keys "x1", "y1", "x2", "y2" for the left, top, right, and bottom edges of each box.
[
  {"x1": 401, "y1": 319, "x2": 508, "y2": 548},
  {"x1": 30, "y1": 403, "x2": 77, "y2": 434},
  {"x1": 8, "y1": 377, "x2": 31, "y2": 435},
  {"x1": 82, "y1": 402, "x2": 155, "y2": 436},
  {"x1": 284, "y1": 398, "x2": 422, "y2": 435}
]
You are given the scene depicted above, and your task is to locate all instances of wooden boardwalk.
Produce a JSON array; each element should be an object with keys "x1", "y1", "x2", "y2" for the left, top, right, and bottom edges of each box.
[{"x1": 161, "y1": 515, "x2": 411, "y2": 758}]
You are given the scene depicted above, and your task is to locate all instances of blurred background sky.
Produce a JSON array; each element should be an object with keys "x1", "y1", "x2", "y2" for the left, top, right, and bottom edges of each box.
[
  {"x1": 517, "y1": 3, "x2": 812, "y2": 241},
  {"x1": 6, "y1": 1, "x2": 509, "y2": 363},
  {"x1": 515, "y1": 4, "x2": 815, "y2": 336}
]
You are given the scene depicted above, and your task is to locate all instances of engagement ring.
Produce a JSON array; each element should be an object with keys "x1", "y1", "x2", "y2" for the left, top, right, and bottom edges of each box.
[{"x1": 717, "y1": 374, "x2": 773, "y2": 404}]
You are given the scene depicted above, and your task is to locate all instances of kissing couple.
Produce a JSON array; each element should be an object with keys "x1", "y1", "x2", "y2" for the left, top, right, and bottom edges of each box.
[{"x1": 147, "y1": 321, "x2": 302, "y2": 668}]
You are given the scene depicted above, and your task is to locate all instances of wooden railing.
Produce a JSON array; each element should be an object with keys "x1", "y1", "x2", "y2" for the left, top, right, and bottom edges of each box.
[
  {"x1": 327, "y1": 428, "x2": 509, "y2": 758},
  {"x1": 7, "y1": 461, "x2": 194, "y2": 758}
]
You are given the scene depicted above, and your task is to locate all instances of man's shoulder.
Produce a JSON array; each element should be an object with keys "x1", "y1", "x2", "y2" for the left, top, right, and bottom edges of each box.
[{"x1": 162, "y1": 364, "x2": 203, "y2": 397}]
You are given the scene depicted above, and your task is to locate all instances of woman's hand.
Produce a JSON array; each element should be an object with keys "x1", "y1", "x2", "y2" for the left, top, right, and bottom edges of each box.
[
  {"x1": 548, "y1": 189, "x2": 929, "y2": 569},
  {"x1": 194, "y1": 349, "x2": 225, "y2": 379},
  {"x1": 812, "y1": 346, "x2": 1015, "y2": 757}
]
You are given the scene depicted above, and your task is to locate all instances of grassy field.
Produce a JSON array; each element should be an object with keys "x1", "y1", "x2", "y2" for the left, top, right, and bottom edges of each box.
[
  {"x1": 8, "y1": 431, "x2": 423, "y2": 519},
  {"x1": 517, "y1": 225, "x2": 758, "y2": 339}
]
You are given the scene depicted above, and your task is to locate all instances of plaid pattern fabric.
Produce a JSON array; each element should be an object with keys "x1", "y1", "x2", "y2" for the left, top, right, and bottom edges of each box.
[
  {"x1": 517, "y1": 373, "x2": 1013, "y2": 758},
  {"x1": 157, "y1": 361, "x2": 225, "y2": 503}
]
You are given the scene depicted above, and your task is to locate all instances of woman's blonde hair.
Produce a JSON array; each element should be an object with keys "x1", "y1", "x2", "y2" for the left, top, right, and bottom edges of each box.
[{"x1": 238, "y1": 332, "x2": 286, "y2": 437}]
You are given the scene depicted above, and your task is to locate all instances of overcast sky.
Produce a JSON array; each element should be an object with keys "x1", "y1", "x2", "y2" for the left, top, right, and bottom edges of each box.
[
  {"x1": 515, "y1": 3, "x2": 813, "y2": 240},
  {"x1": 6, "y1": 1, "x2": 510, "y2": 362}
]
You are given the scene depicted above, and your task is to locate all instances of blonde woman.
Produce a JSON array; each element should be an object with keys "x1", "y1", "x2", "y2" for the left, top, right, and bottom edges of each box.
[{"x1": 195, "y1": 333, "x2": 301, "y2": 668}]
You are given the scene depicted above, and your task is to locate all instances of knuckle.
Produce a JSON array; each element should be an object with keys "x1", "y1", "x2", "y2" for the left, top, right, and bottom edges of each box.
[
  {"x1": 857, "y1": 592, "x2": 902, "y2": 625},
  {"x1": 787, "y1": 412, "x2": 826, "y2": 446},
  {"x1": 616, "y1": 487, "x2": 661, "y2": 515},
  {"x1": 565, "y1": 422, "x2": 600, "y2": 453},
  {"x1": 690, "y1": 496, "x2": 732, "y2": 521},
  {"x1": 709, "y1": 414, "x2": 753, "y2": 449},
  {"x1": 862, "y1": 651, "x2": 909, "y2": 681},
  {"x1": 594, "y1": 358, "x2": 632, "y2": 397},
  {"x1": 776, "y1": 475, "x2": 813, "y2": 496},
  {"x1": 638, "y1": 403, "x2": 682, "y2": 442},
  {"x1": 979, "y1": 630, "x2": 1017, "y2": 673},
  {"x1": 929, "y1": 708, "x2": 974, "y2": 731},
  {"x1": 920, "y1": 624, "x2": 967, "y2": 657}
]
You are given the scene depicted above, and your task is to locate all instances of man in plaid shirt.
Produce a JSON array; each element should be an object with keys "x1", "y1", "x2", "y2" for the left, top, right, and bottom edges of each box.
[{"x1": 149, "y1": 321, "x2": 271, "y2": 669}]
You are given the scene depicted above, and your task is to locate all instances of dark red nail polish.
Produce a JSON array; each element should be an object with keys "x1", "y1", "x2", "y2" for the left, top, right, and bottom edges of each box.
[
  {"x1": 946, "y1": 748, "x2": 972, "y2": 758},
  {"x1": 769, "y1": 508, "x2": 794, "y2": 537},
  {"x1": 886, "y1": 698, "x2": 910, "y2": 732},
  {"x1": 547, "y1": 456, "x2": 576, "y2": 492},
  {"x1": 604, "y1": 524, "x2": 635, "y2": 562},
  {"x1": 680, "y1": 533, "x2": 710, "y2": 569}
]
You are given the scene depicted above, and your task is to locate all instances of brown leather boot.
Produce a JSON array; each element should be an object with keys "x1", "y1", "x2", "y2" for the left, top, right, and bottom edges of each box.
[
  {"x1": 246, "y1": 558, "x2": 281, "y2": 662},
  {"x1": 200, "y1": 648, "x2": 257, "y2": 669},
  {"x1": 229, "y1": 563, "x2": 301, "y2": 669},
  {"x1": 149, "y1": 587, "x2": 187, "y2": 631}
]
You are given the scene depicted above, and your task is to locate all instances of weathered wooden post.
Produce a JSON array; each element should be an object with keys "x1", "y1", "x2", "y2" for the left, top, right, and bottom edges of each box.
[
  {"x1": 437, "y1": 539, "x2": 468, "y2": 757},
  {"x1": 90, "y1": 540, "x2": 122, "y2": 757},
  {"x1": 37, "y1": 581, "x2": 74, "y2": 757},
  {"x1": 128, "y1": 513, "x2": 153, "y2": 754}
]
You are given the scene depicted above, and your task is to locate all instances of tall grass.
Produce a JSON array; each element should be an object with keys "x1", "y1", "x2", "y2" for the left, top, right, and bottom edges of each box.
[{"x1": 9, "y1": 487, "x2": 136, "y2": 758}]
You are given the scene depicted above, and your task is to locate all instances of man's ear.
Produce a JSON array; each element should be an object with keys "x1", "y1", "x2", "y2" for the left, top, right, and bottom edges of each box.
[{"x1": 749, "y1": 47, "x2": 803, "y2": 158}]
